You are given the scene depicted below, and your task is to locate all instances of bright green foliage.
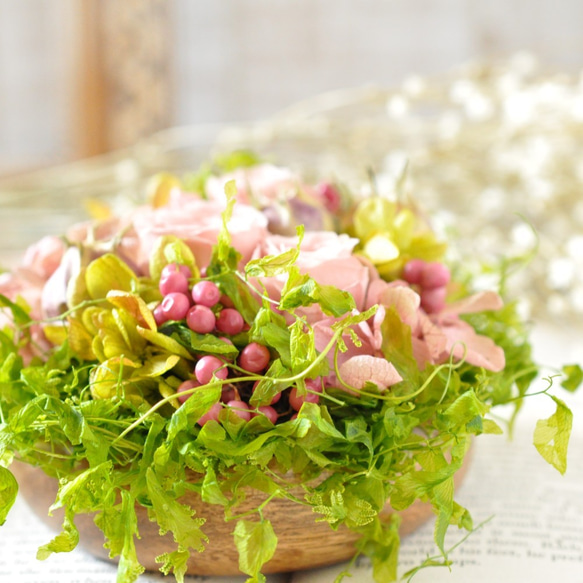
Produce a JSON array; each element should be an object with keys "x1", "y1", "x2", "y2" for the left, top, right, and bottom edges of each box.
[
  {"x1": 533, "y1": 395, "x2": 573, "y2": 474},
  {"x1": 234, "y1": 519, "x2": 278, "y2": 582},
  {"x1": 0, "y1": 192, "x2": 579, "y2": 583}
]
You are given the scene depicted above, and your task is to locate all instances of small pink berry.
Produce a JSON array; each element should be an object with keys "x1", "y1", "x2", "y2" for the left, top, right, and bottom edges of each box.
[
  {"x1": 177, "y1": 379, "x2": 200, "y2": 404},
  {"x1": 420, "y1": 286, "x2": 447, "y2": 313},
  {"x1": 191, "y1": 281, "x2": 221, "y2": 307},
  {"x1": 159, "y1": 271, "x2": 189, "y2": 296},
  {"x1": 195, "y1": 355, "x2": 228, "y2": 385},
  {"x1": 402, "y1": 259, "x2": 426, "y2": 285},
  {"x1": 226, "y1": 400, "x2": 251, "y2": 422},
  {"x1": 220, "y1": 385, "x2": 237, "y2": 403},
  {"x1": 239, "y1": 343, "x2": 270, "y2": 373},
  {"x1": 161, "y1": 292, "x2": 191, "y2": 321},
  {"x1": 197, "y1": 402, "x2": 222, "y2": 426},
  {"x1": 161, "y1": 263, "x2": 192, "y2": 280},
  {"x1": 216, "y1": 308, "x2": 245, "y2": 335},
  {"x1": 252, "y1": 406, "x2": 278, "y2": 424},
  {"x1": 317, "y1": 182, "x2": 341, "y2": 213},
  {"x1": 153, "y1": 304, "x2": 168, "y2": 326},
  {"x1": 186, "y1": 305, "x2": 216, "y2": 334},
  {"x1": 420, "y1": 262, "x2": 451, "y2": 290}
]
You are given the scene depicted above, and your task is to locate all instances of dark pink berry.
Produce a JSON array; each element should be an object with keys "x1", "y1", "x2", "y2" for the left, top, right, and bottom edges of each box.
[
  {"x1": 402, "y1": 259, "x2": 426, "y2": 285},
  {"x1": 191, "y1": 281, "x2": 221, "y2": 307},
  {"x1": 153, "y1": 304, "x2": 168, "y2": 326},
  {"x1": 161, "y1": 292, "x2": 191, "y2": 321},
  {"x1": 226, "y1": 400, "x2": 251, "y2": 421},
  {"x1": 420, "y1": 262, "x2": 451, "y2": 290},
  {"x1": 161, "y1": 263, "x2": 192, "y2": 280},
  {"x1": 239, "y1": 343, "x2": 270, "y2": 373},
  {"x1": 197, "y1": 402, "x2": 222, "y2": 426},
  {"x1": 252, "y1": 406, "x2": 278, "y2": 424},
  {"x1": 216, "y1": 308, "x2": 244, "y2": 335},
  {"x1": 316, "y1": 182, "x2": 341, "y2": 213},
  {"x1": 159, "y1": 271, "x2": 189, "y2": 296},
  {"x1": 177, "y1": 379, "x2": 200, "y2": 404},
  {"x1": 186, "y1": 305, "x2": 216, "y2": 334},
  {"x1": 420, "y1": 286, "x2": 447, "y2": 313},
  {"x1": 220, "y1": 385, "x2": 237, "y2": 403},
  {"x1": 195, "y1": 355, "x2": 229, "y2": 385}
]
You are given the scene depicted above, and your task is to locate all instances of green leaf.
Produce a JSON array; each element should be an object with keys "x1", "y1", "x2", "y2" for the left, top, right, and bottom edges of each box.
[
  {"x1": 136, "y1": 326, "x2": 194, "y2": 361},
  {"x1": 561, "y1": 364, "x2": 583, "y2": 393},
  {"x1": 533, "y1": 395, "x2": 573, "y2": 474},
  {"x1": 37, "y1": 508, "x2": 79, "y2": 560},
  {"x1": 201, "y1": 464, "x2": 229, "y2": 506},
  {"x1": 249, "y1": 360, "x2": 292, "y2": 407},
  {"x1": 185, "y1": 330, "x2": 240, "y2": 357},
  {"x1": 156, "y1": 549, "x2": 190, "y2": 583},
  {"x1": 0, "y1": 466, "x2": 18, "y2": 525},
  {"x1": 234, "y1": 519, "x2": 278, "y2": 580},
  {"x1": 279, "y1": 268, "x2": 356, "y2": 317},
  {"x1": 146, "y1": 468, "x2": 207, "y2": 552},
  {"x1": 96, "y1": 490, "x2": 144, "y2": 583},
  {"x1": 85, "y1": 254, "x2": 137, "y2": 300},
  {"x1": 214, "y1": 150, "x2": 262, "y2": 172},
  {"x1": 0, "y1": 293, "x2": 31, "y2": 325},
  {"x1": 245, "y1": 225, "x2": 304, "y2": 278},
  {"x1": 249, "y1": 308, "x2": 291, "y2": 367},
  {"x1": 166, "y1": 383, "x2": 221, "y2": 441}
]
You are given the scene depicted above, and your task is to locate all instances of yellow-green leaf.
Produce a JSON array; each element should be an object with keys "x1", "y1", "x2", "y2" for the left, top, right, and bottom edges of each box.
[
  {"x1": 533, "y1": 396, "x2": 573, "y2": 475},
  {"x1": 107, "y1": 291, "x2": 157, "y2": 330},
  {"x1": 85, "y1": 254, "x2": 137, "y2": 300},
  {"x1": 136, "y1": 326, "x2": 194, "y2": 361}
]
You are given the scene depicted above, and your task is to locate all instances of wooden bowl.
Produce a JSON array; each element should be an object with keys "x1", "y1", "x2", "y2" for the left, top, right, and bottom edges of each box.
[{"x1": 13, "y1": 457, "x2": 471, "y2": 576}]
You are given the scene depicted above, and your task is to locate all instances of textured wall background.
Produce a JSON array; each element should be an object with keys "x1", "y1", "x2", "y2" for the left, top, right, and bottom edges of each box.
[{"x1": 1, "y1": 0, "x2": 583, "y2": 172}]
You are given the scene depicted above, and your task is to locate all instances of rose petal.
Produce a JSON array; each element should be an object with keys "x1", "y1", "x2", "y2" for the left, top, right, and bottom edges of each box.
[
  {"x1": 339, "y1": 355, "x2": 402, "y2": 391},
  {"x1": 438, "y1": 320, "x2": 506, "y2": 372},
  {"x1": 439, "y1": 291, "x2": 504, "y2": 318}
]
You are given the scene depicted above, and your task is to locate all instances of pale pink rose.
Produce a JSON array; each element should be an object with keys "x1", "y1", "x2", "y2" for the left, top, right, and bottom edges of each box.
[
  {"x1": 205, "y1": 164, "x2": 299, "y2": 206},
  {"x1": 22, "y1": 236, "x2": 66, "y2": 280},
  {"x1": 256, "y1": 232, "x2": 371, "y2": 320},
  {"x1": 131, "y1": 193, "x2": 268, "y2": 272}
]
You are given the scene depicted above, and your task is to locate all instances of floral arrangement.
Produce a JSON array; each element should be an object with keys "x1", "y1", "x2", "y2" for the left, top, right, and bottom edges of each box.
[{"x1": 0, "y1": 152, "x2": 580, "y2": 583}]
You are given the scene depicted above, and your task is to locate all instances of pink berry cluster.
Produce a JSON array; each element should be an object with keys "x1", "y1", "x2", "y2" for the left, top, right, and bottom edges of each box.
[
  {"x1": 402, "y1": 259, "x2": 451, "y2": 314},
  {"x1": 152, "y1": 263, "x2": 322, "y2": 427}
]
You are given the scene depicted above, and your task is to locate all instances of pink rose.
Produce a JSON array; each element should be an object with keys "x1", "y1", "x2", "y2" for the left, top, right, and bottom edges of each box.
[
  {"x1": 205, "y1": 164, "x2": 299, "y2": 206},
  {"x1": 22, "y1": 236, "x2": 66, "y2": 280},
  {"x1": 130, "y1": 192, "x2": 268, "y2": 272}
]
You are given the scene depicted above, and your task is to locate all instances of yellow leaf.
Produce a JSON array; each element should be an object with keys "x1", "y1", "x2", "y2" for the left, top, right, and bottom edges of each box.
[
  {"x1": 146, "y1": 172, "x2": 182, "y2": 208},
  {"x1": 107, "y1": 291, "x2": 157, "y2": 330},
  {"x1": 136, "y1": 326, "x2": 194, "y2": 361},
  {"x1": 43, "y1": 324, "x2": 68, "y2": 346},
  {"x1": 67, "y1": 318, "x2": 96, "y2": 361},
  {"x1": 85, "y1": 254, "x2": 137, "y2": 300},
  {"x1": 84, "y1": 198, "x2": 112, "y2": 220}
]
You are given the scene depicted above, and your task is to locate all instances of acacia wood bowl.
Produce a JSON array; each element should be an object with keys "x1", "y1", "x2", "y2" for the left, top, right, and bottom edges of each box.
[{"x1": 13, "y1": 457, "x2": 471, "y2": 576}]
